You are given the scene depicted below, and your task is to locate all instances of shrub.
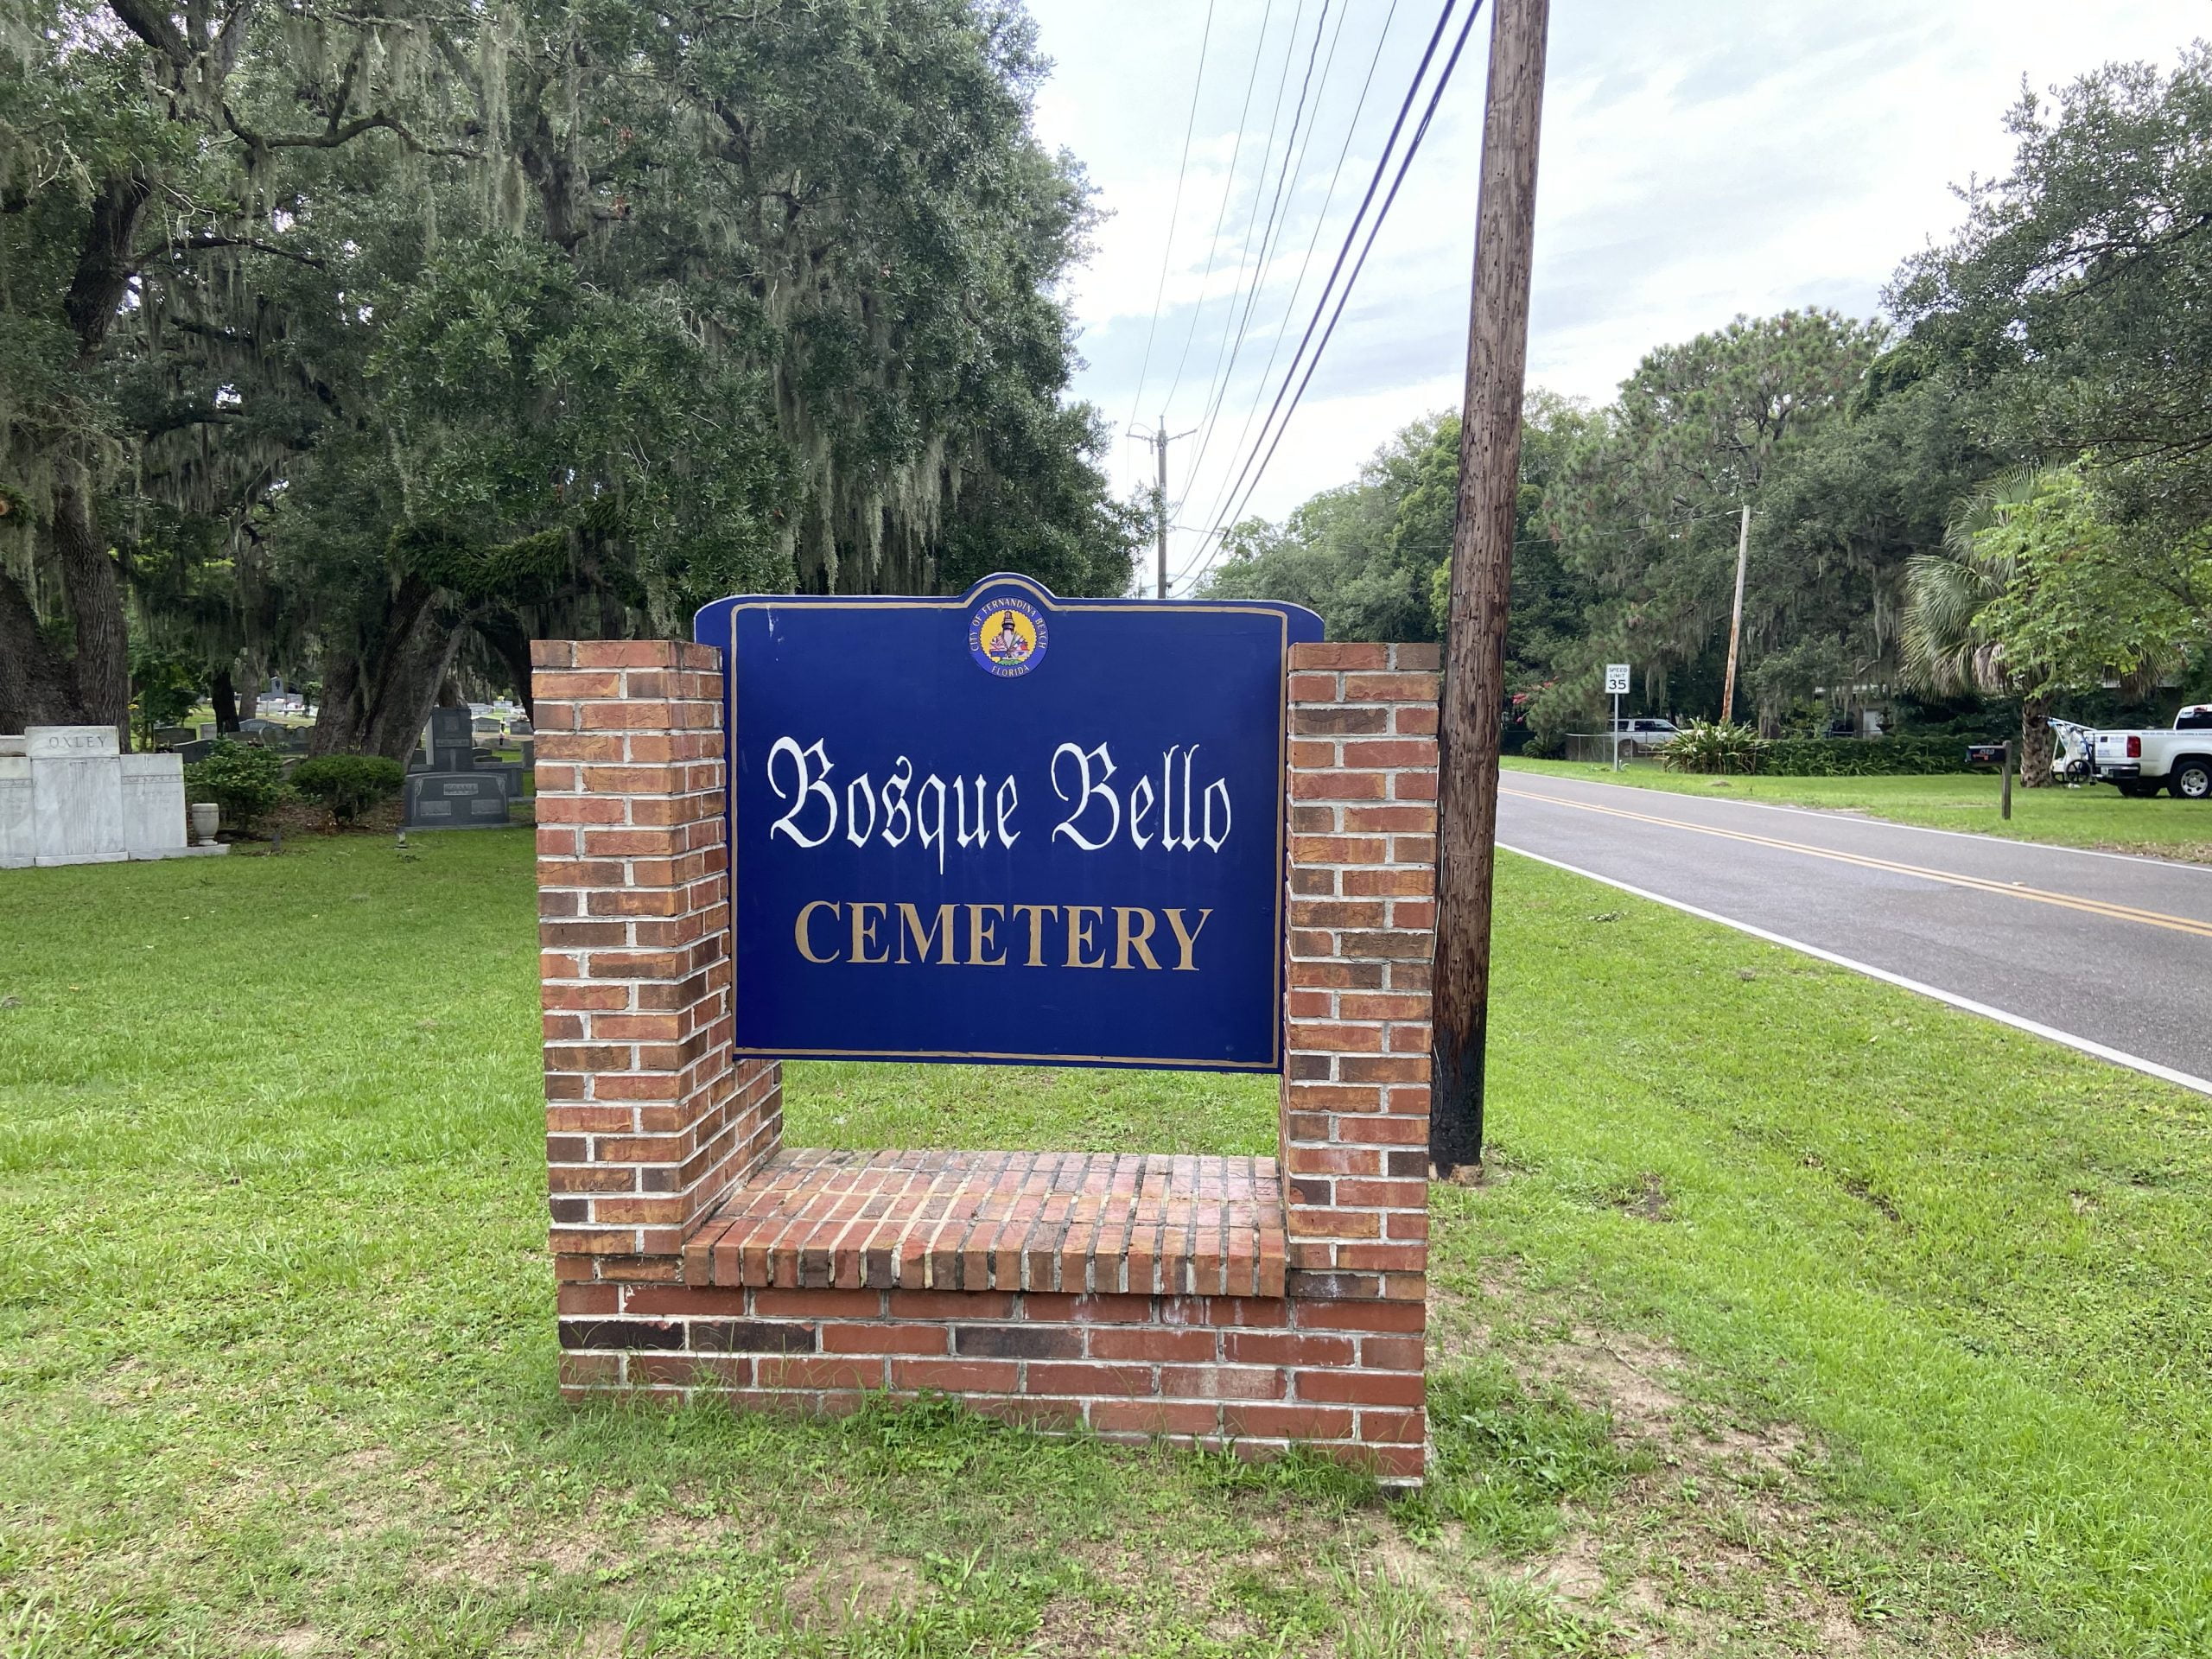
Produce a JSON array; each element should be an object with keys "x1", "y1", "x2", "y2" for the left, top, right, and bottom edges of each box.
[
  {"x1": 183, "y1": 739, "x2": 286, "y2": 831},
  {"x1": 1758, "y1": 736, "x2": 1973, "y2": 776},
  {"x1": 290, "y1": 754, "x2": 407, "y2": 823},
  {"x1": 1660, "y1": 719, "x2": 1765, "y2": 774}
]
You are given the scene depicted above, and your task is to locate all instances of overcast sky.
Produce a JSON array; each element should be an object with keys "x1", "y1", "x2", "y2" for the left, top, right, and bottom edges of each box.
[{"x1": 1020, "y1": 0, "x2": 2207, "y2": 591}]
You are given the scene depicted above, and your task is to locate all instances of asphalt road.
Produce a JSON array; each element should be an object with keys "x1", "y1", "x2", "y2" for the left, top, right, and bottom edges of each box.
[{"x1": 1495, "y1": 769, "x2": 2212, "y2": 1093}]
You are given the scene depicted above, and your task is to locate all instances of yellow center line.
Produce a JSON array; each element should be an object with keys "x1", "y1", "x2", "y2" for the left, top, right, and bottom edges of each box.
[{"x1": 1499, "y1": 786, "x2": 2212, "y2": 942}]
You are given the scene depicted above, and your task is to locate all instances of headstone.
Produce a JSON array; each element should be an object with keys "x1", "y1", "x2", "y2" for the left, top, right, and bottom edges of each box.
[
  {"x1": 153, "y1": 725, "x2": 194, "y2": 751},
  {"x1": 120, "y1": 754, "x2": 188, "y2": 856},
  {"x1": 404, "y1": 706, "x2": 513, "y2": 830},
  {"x1": 0, "y1": 757, "x2": 30, "y2": 868},
  {"x1": 428, "y1": 707, "x2": 474, "y2": 771},
  {"x1": 26, "y1": 726, "x2": 125, "y2": 865},
  {"x1": 175, "y1": 738, "x2": 217, "y2": 765},
  {"x1": 0, "y1": 726, "x2": 217, "y2": 868},
  {"x1": 403, "y1": 770, "x2": 514, "y2": 828}
]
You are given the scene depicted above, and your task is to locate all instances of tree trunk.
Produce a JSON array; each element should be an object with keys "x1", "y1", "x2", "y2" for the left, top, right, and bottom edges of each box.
[
  {"x1": 0, "y1": 569, "x2": 85, "y2": 733},
  {"x1": 2019, "y1": 696, "x2": 2054, "y2": 787},
  {"x1": 52, "y1": 480, "x2": 131, "y2": 748},
  {"x1": 211, "y1": 666, "x2": 241, "y2": 733},
  {"x1": 308, "y1": 579, "x2": 462, "y2": 760},
  {"x1": 474, "y1": 611, "x2": 538, "y2": 724}
]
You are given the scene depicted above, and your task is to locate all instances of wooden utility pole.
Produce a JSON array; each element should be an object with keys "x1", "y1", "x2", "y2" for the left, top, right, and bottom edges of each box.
[
  {"x1": 1431, "y1": 0, "x2": 1550, "y2": 1177},
  {"x1": 1720, "y1": 504, "x2": 1751, "y2": 722},
  {"x1": 1155, "y1": 425, "x2": 1171, "y2": 598},
  {"x1": 1133, "y1": 422, "x2": 1193, "y2": 597}
]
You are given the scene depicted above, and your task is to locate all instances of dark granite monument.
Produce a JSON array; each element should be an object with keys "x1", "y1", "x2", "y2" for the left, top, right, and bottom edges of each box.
[{"x1": 403, "y1": 708, "x2": 515, "y2": 830}]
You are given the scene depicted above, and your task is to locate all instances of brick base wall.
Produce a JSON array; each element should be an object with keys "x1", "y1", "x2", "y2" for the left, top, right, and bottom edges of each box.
[
  {"x1": 535, "y1": 638, "x2": 1439, "y2": 1483},
  {"x1": 557, "y1": 1284, "x2": 1424, "y2": 1472}
]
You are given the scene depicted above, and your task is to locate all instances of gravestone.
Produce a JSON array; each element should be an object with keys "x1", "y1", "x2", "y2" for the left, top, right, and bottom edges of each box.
[
  {"x1": 28, "y1": 726, "x2": 124, "y2": 865},
  {"x1": 403, "y1": 707, "x2": 514, "y2": 830},
  {"x1": 0, "y1": 727, "x2": 216, "y2": 869}
]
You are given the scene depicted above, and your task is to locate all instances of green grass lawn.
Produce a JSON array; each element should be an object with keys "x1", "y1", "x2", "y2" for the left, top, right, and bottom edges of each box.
[
  {"x1": 1503, "y1": 755, "x2": 2212, "y2": 863},
  {"x1": 3, "y1": 830, "x2": 2209, "y2": 1656}
]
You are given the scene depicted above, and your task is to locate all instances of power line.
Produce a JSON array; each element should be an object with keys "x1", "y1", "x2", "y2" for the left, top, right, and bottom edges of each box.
[
  {"x1": 1174, "y1": 0, "x2": 1343, "y2": 518},
  {"x1": 1122, "y1": 1, "x2": 1217, "y2": 440},
  {"x1": 1167, "y1": 0, "x2": 1465, "y2": 592},
  {"x1": 1180, "y1": 0, "x2": 1401, "y2": 558},
  {"x1": 1155, "y1": 0, "x2": 1280, "y2": 423},
  {"x1": 1183, "y1": 0, "x2": 1487, "y2": 593}
]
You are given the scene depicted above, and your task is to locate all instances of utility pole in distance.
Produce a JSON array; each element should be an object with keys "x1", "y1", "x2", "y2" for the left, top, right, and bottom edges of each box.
[
  {"x1": 1720, "y1": 504, "x2": 1751, "y2": 721},
  {"x1": 1431, "y1": 0, "x2": 1550, "y2": 1179},
  {"x1": 1129, "y1": 422, "x2": 1196, "y2": 597},
  {"x1": 1155, "y1": 425, "x2": 1171, "y2": 597}
]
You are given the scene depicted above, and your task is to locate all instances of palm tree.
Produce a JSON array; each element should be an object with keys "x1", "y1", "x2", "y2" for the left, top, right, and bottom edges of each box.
[{"x1": 1902, "y1": 470, "x2": 2058, "y2": 785}]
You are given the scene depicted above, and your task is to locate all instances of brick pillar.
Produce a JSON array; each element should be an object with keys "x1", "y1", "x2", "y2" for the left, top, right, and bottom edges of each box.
[
  {"x1": 1281, "y1": 641, "x2": 1438, "y2": 1306},
  {"x1": 531, "y1": 639, "x2": 781, "y2": 1298}
]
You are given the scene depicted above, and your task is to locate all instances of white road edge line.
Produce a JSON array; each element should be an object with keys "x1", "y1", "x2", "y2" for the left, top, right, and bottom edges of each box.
[
  {"x1": 1506, "y1": 771, "x2": 2212, "y2": 877},
  {"x1": 1498, "y1": 842, "x2": 2212, "y2": 1099}
]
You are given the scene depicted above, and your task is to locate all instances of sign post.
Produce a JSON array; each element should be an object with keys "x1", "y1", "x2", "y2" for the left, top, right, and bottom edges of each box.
[{"x1": 1604, "y1": 663, "x2": 1630, "y2": 770}]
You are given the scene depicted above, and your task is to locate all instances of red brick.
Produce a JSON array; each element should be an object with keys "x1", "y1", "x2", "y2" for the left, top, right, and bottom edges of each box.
[
  {"x1": 1221, "y1": 1403, "x2": 1355, "y2": 1441},
  {"x1": 1027, "y1": 1363, "x2": 1156, "y2": 1397},
  {"x1": 1020, "y1": 1292, "x2": 1154, "y2": 1322},
  {"x1": 574, "y1": 639, "x2": 683, "y2": 669},
  {"x1": 1195, "y1": 1298, "x2": 1295, "y2": 1327},
  {"x1": 965, "y1": 1395, "x2": 1086, "y2": 1431},
  {"x1": 1357, "y1": 1409, "x2": 1427, "y2": 1444},
  {"x1": 1334, "y1": 1178, "x2": 1428, "y2": 1208},
  {"x1": 1286, "y1": 1022, "x2": 1384, "y2": 1053},
  {"x1": 1289, "y1": 642, "x2": 1389, "y2": 671},
  {"x1": 535, "y1": 670, "x2": 626, "y2": 699},
  {"x1": 892, "y1": 1358, "x2": 1020, "y2": 1393},
  {"x1": 1088, "y1": 1327, "x2": 1217, "y2": 1363},
  {"x1": 1159, "y1": 1365, "x2": 1283, "y2": 1400},
  {"x1": 756, "y1": 1355, "x2": 883, "y2": 1390},
  {"x1": 1360, "y1": 1336, "x2": 1426, "y2": 1370},
  {"x1": 1225, "y1": 1331, "x2": 1355, "y2": 1366},
  {"x1": 1283, "y1": 1206, "x2": 1380, "y2": 1238},
  {"x1": 822, "y1": 1323, "x2": 947, "y2": 1355},
  {"x1": 1295, "y1": 1300, "x2": 1426, "y2": 1333},
  {"x1": 1361, "y1": 1443, "x2": 1427, "y2": 1478},
  {"x1": 1340, "y1": 739, "x2": 1435, "y2": 768},
  {"x1": 1343, "y1": 672, "x2": 1439, "y2": 702},
  {"x1": 1090, "y1": 1401, "x2": 1223, "y2": 1437},
  {"x1": 1293, "y1": 1367, "x2": 1425, "y2": 1406},
  {"x1": 754, "y1": 1288, "x2": 883, "y2": 1319},
  {"x1": 889, "y1": 1290, "x2": 1017, "y2": 1320}
]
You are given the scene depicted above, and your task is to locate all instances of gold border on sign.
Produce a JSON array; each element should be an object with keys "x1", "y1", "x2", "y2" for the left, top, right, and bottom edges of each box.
[{"x1": 723, "y1": 575, "x2": 1292, "y2": 1071}]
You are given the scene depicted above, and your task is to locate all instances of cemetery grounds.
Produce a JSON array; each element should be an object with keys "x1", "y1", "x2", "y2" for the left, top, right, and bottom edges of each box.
[
  {"x1": 1501, "y1": 756, "x2": 2212, "y2": 865},
  {"x1": 2, "y1": 830, "x2": 2209, "y2": 1658}
]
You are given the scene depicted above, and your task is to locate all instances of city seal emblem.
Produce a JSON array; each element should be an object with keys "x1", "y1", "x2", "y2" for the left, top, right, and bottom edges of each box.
[{"x1": 967, "y1": 596, "x2": 1047, "y2": 678}]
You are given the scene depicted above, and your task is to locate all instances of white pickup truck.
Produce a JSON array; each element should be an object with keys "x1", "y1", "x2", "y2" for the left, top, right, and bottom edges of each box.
[{"x1": 2086, "y1": 706, "x2": 2212, "y2": 800}]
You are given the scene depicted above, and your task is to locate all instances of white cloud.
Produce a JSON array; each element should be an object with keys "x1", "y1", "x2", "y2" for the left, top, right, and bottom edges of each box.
[{"x1": 1025, "y1": 0, "x2": 2206, "y2": 582}]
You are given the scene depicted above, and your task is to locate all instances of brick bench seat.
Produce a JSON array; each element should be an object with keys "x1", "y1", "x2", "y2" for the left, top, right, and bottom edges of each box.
[{"x1": 682, "y1": 1147, "x2": 1287, "y2": 1299}]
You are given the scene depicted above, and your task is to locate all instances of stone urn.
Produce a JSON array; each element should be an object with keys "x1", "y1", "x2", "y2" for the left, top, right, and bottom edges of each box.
[{"x1": 188, "y1": 801, "x2": 219, "y2": 845}]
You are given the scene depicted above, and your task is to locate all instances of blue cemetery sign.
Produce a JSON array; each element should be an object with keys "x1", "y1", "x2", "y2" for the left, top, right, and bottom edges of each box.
[{"x1": 693, "y1": 575, "x2": 1325, "y2": 1071}]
